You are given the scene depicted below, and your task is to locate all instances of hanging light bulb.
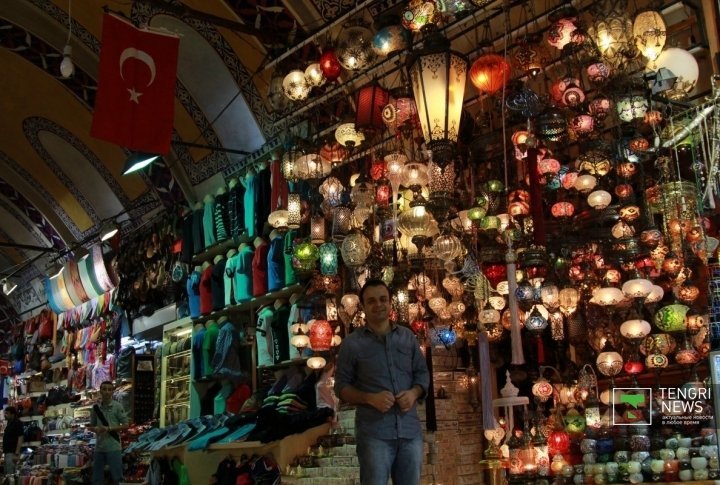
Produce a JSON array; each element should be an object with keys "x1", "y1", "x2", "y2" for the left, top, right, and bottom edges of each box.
[{"x1": 60, "y1": 44, "x2": 74, "y2": 78}]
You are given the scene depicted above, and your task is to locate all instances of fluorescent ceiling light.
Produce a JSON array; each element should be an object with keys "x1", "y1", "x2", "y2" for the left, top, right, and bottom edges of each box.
[
  {"x1": 122, "y1": 152, "x2": 160, "y2": 175},
  {"x1": 2, "y1": 279, "x2": 17, "y2": 296},
  {"x1": 99, "y1": 221, "x2": 119, "y2": 242}
]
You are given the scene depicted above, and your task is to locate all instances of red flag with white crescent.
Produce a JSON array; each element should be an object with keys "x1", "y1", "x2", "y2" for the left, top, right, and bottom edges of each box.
[{"x1": 91, "y1": 13, "x2": 180, "y2": 154}]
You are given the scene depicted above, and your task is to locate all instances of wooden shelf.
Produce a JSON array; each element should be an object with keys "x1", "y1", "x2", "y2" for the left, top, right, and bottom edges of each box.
[
  {"x1": 20, "y1": 415, "x2": 43, "y2": 422},
  {"x1": 151, "y1": 422, "x2": 331, "y2": 484},
  {"x1": 192, "y1": 237, "x2": 250, "y2": 265},
  {"x1": 258, "y1": 358, "x2": 308, "y2": 372},
  {"x1": 191, "y1": 283, "x2": 303, "y2": 324},
  {"x1": 167, "y1": 350, "x2": 191, "y2": 359}
]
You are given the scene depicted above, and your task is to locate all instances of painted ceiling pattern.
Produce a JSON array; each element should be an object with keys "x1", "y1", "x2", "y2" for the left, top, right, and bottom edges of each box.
[{"x1": 0, "y1": 0, "x2": 333, "y2": 317}]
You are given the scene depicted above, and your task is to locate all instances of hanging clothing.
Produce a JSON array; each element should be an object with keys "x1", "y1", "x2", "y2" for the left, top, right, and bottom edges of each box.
[
  {"x1": 203, "y1": 196, "x2": 217, "y2": 249},
  {"x1": 214, "y1": 191, "x2": 229, "y2": 242},
  {"x1": 235, "y1": 245, "x2": 255, "y2": 301},
  {"x1": 214, "y1": 381, "x2": 234, "y2": 415},
  {"x1": 270, "y1": 159, "x2": 288, "y2": 211},
  {"x1": 192, "y1": 207, "x2": 204, "y2": 254},
  {"x1": 256, "y1": 306, "x2": 275, "y2": 367},
  {"x1": 227, "y1": 182, "x2": 246, "y2": 240},
  {"x1": 255, "y1": 167, "x2": 272, "y2": 237},
  {"x1": 287, "y1": 302, "x2": 301, "y2": 360},
  {"x1": 252, "y1": 240, "x2": 269, "y2": 297},
  {"x1": 186, "y1": 270, "x2": 201, "y2": 319},
  {"x1": 202, "y1": 321, "x2": 220, "y2": 378},
  {"x1": 212, "y1": 321, "x2": 246, "y2": 379},
  {"x1": 284, "y1": 229, "x2": 297, "y2": 287},
  {"x1": 272, "y1": 304, "x2": 291, "y2": 363},
  {"x1": 211, "y1": 258, "x2": 227, "y2": 311},
  {"x1": 192, "y1": 325, "x2": 206, "y2": 380},
  {"x1": 267, "y1": 235, "x2": 285, "y2": 292},
  {"x1": 243, "y1": 175, "x2": 257, "y2": 239},
  {"x1": 180, "y1": 212, "x2": 194, "y2": 263},
  {"x1": 199, "y1": 265, "x2": 214, "y2": 315},
  {"x1": 223, "y1": 254, "x2": 237, "y2": 307}
]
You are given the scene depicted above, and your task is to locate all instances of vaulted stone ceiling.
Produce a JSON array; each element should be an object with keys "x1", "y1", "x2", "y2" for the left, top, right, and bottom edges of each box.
[{"x1": 0, "y1": 0, "x2": 716, "y2": 318}]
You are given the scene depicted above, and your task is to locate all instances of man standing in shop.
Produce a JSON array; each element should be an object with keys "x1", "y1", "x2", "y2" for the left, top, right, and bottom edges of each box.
[
  {"x1": 89, "y1": 381, "x2": 130, "y2": 485},
  {"x1": 335, "y1": 279, "x2": 430, "y2": 485},
  {"x1": 3, "y1": 406, "x2": 24, "y2": 475}
]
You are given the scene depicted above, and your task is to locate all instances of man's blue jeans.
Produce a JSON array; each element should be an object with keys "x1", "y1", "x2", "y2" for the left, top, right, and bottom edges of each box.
[
  {"x1": 356, "y1": 435, "x2": 423, "y2": 485},
  {"x1": 92, "y1": 450, "x2": 123, "y2": 485}
]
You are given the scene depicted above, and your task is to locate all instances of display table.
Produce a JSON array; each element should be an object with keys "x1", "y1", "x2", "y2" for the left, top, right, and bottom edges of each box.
[{"x1": 150, "y1": 422, "x2": 331, "y2": 483}]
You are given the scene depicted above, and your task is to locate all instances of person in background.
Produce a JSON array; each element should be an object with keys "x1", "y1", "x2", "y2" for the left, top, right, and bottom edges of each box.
[
  {"x1": 89, "y1": 381, "x2": 130, "y2": 485},
  {"x1": 334, "y1": 279, "x2": 430, "y2": 485},
  {"x1": 3, "y1": 406, "x2": 23, "y2": 475}
]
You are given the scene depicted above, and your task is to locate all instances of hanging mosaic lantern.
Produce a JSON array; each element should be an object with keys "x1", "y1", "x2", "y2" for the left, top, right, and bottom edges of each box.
[
  {"x1": 570, "y1": 114, "x2": 595, "y2": 135},
  {"x1": 310, "y1": 216, "x2": 326, "y2": 244},
  {"x1": 586, "y1": 61, "x2": 612, "y2": 84},
  {"x1": 319, "y1": 48, "x2": 342, "y2": 81},
  {"x1": 304, "y1": 63, "x2": 326, "y2": 88},
  {"x1": 267, "y1": 70, "x2": 289, "y2": 112},
  {"x1": 513, "y1": 34, "x2": 546, "y2": 77},
  {"x1": 282, "y1": 70, "x2": 311, "y2": 101},
  {"x1": 319, "y1": 243, "x2": 339, "y2": 275},
  {"x1": 588, "y1": 11, "x2": 636, "y2": 69},
  {"x1": 616, "y1": 95, "x2": 648, "y2": 122},
  {"x1": 547, "y1": 18, "x2": 578, "y2": 50},
  {"x1": 588, "y1": 96, "x2": 612, "y2": 120},
  {"x1": 294, "y1": 241, "x2": 319, "y2": 271},
  {"x1": 536, "y1": 109, "x2": 567, "y2": 142},
  {"x1": 372, "y1": 23, "x2": 411, "y2": 57},
  {"x1": 550, "y1": 77, "x2": 585, "y2": 107},
  {"x1": 337, "y1": 20, "x2": 376, "y2": 70},
  {"x1": 433, "y1": 234, "x2": 463, "y2": 261},
  {"x1": 382, "y1": 88, "x2": 420, "y2": 136},
  {"x1": 402, "y1": 0, "x2": 442, "y2": 32},
  {"x1": 309, "y1": 319, "x2": 333, "y2": 351},
  {"x1": 341, "y1": 231, "x2": 371, "y2": 266},
  {"x1": 335, "y1": 123, "x2": 365, "y2": 149},
  {"x1": 654, "y1": 304, "x2": 689, "y2": 332}
]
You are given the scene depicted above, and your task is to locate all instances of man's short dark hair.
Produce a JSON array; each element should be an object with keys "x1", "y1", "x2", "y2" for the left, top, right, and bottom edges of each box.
[
  {"x1": 4, "y1": 406, "x2": 17, "y2": 415},
  {"x1": 360, "y1": 279, "x2": 391, "y2": 304},
  {"x1": 100, "y1": 381, "x2": 114, "y2": 389}
]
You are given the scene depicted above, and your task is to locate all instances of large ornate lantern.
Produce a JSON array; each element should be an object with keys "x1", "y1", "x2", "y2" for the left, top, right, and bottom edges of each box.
[{"x1": 408, "y1": 29, "x2": 468, "y2": 165}]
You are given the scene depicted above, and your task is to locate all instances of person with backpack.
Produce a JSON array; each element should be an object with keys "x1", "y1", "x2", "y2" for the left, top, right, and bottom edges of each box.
[
  {"x1": 2, "y1": 406, "x2": 24, "y2": 475},
  {"x1": 89, "y1": 381, "x2": 130, "y2": 485}
]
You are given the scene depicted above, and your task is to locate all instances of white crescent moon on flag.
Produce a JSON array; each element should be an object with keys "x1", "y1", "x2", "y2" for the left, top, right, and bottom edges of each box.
[{"x1": 119, "y1": 48, "x2": 156, "y2": 86}]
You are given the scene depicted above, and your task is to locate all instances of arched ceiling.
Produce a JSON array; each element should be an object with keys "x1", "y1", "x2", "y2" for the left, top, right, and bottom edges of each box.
[
  {"x1": 0, "y1": 0, "x2": 716, "y2": 320},
  {"x1": 0, "y1": 0, "x2": 333, "y2": 316}
]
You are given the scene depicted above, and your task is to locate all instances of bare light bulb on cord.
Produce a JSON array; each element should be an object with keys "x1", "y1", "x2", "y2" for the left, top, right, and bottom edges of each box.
[
  {"x1": 60, "y1": 0, "x2": 74, "y2": 78},
  {"x1": 60, "y1": 44, "x2": 74, "y2": 78}
]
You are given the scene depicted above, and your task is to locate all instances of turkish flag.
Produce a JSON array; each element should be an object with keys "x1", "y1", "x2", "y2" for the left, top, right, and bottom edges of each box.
[{"x1": 91, "y1": 13, "x2": 180, "y2": 154}]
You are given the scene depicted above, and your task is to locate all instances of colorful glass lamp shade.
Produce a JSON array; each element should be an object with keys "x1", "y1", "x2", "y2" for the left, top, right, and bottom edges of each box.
[
  {"x1": 355, "y1": 84, "x2": 390, "y2": 132},
  {"x1": 319, "y1": 243, "x2": 339, "y2": 275},
  {"x1": 309, "y1": 319, "x2": 333, "y2": 352},
  {"x1": 469, "y1": 54, "x2": 511, "y2": 95}
]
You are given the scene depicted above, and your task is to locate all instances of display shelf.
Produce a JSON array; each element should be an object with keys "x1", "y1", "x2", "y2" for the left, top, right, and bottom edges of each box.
[
  {"x1": 20, "y1": 415, "x2": 44, "y2": 422},
  {"x1": 257, "y1": 357, "x2": 309, "y2": 372},
  {"x1": 167, "y1": 350, "x2": 191, "y2": 359},
  {"x1": 25, "y1": 441, "x2": 41, "y2": 447},
  {"x1": 191, "y1": 283, "x2": 303, "y2": 324},
  {"x1": 192, "y1": 237, "x2": 249, "y2": 265},
  {"x1": 150, "y1": 422, "x2": 331, "y2": 484},
  {"x1": 165, "y1": 375, "x2": 190, "y2": 384},
  {"x1": 160, "y1": 320, "x2": 192, "y2": 427},
  {"x1": 45, "y1": 429, "x2": 71, "y2": 436}
]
